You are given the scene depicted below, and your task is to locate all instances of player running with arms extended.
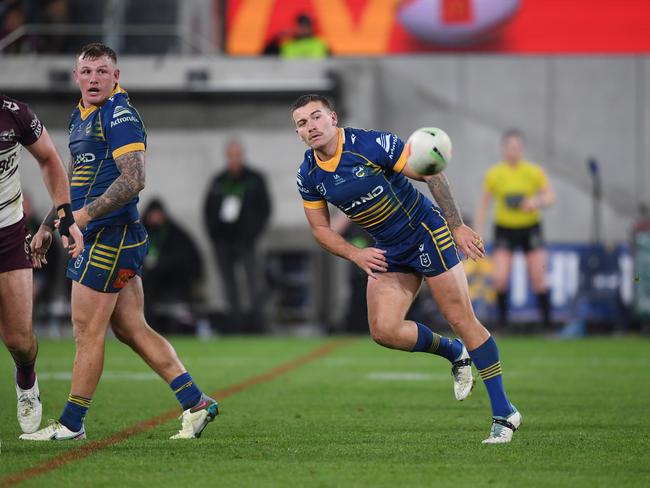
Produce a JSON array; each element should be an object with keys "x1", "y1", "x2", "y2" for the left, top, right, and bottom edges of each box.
[
  {"x1": 22, "y1": 43, "x2": 218, "y2": 441},
  {"x1": 0, "y1": 94, "x2": 83, "y2": 435},
  {"x1": 292, "y1": 95, "x2": 521, "y2": 443}
]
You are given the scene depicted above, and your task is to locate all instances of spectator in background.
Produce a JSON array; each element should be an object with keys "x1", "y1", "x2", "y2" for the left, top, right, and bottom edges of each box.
[
  {"x1": 37, "y1": 0, "x2": 76, "y2": 54},
  {"x1": 474, "y1": 129, "x2": 556, "y2": 329},
  {"x1": 142, "y1": 198, "x2": 204, "y2": 333},
  {"x1": 203, "y1": 138, "x2": 272, "y2": 329},
  {"x1": 277, "y1": 13, "x2": 329, "y2": 59},
  {"x1": 0, "y1": 1, "x2": 37, "y2": 54}
]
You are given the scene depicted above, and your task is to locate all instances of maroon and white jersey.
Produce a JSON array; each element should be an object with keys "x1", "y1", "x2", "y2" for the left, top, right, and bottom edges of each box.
[{"x1": 0, "y1": 95, "x2": 43, "y2": 228}]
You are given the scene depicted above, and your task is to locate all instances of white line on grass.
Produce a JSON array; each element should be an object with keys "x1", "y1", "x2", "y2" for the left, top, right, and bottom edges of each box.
[{"x1": 366, "y1": 372, "x2": 449, "y2": 381}]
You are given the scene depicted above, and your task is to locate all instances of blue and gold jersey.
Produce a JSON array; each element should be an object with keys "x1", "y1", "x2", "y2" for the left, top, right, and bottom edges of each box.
[
  {"x1": 297, "y1": 127, "x2": 435, "y2": 247},
  {"x1": 68, "y1": 85, "x2": 146, "y2": 234}
]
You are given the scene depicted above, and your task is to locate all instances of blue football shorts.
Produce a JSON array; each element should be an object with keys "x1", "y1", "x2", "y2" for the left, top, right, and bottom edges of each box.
[
  {"x1": 66, "y1": 222, "x2": 149, "y2": 293},
  {"x1": 381, "y1": 208, "x2": 460, "y2": 277}
]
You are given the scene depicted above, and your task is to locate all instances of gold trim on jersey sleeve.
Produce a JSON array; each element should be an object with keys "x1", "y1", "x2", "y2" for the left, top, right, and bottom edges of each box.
[
  {"x1": 112, "y1": 142, "x2": 145, "y2": 160},
  {"x1": 393, "y1": 147, "x2": 408, "y2": 173},
  {"x1": 303, "y1": 199, "x2": 327, "y2": 209}
]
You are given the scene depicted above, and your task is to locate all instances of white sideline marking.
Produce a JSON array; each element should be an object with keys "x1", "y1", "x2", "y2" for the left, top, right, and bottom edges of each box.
[
  {"x1": 366, "y1": 372, "x2": 448, "y2": 381},
  {"x1": 38, "y1": 371, "x2": 158, "y2": 381}
]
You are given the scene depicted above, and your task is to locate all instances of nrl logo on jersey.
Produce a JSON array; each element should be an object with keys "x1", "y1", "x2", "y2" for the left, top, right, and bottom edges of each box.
[
  {"x1": 2, "y1": 100, "x2": 19, "y2": 112},
  {"x1": 316, "y1": 183, "x2": 327, "y2": 196}
]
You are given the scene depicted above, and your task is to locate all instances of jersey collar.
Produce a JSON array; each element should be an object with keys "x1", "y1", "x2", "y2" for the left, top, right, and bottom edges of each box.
[
  {"x1": 77, "y1": 84, "x2": 126, "y2": 120},
  {"x1": 314, "y1": 128, "x2": 344, "y2": 172}
]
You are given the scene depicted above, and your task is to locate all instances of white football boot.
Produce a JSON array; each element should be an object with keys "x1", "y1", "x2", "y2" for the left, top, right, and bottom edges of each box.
[
  {"x1": 451, "y1": 345, "x2": 475, "y2": 401},
  {"x1": 170, "y1": 395, "x2": 219, "y2": 439},
  {"x1": 482, "y1": 408, "x2": 522, "y2": 444},
  {"x1": 19, "y1": 420, "x2": 86, "y2": 441},
  {"x1": 16, "y1": 377, "x2": 42, "y2": 434}
]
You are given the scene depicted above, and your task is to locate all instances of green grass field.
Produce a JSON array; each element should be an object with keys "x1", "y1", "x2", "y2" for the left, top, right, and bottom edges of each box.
[{"x1": 1, "y1": 336, "x2": 649, "y2": 487}]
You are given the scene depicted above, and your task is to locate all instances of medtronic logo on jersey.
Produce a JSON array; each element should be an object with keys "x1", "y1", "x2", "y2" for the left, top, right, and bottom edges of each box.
[
  {"x1": 113, "y1": 106, "x2": 132, "y2": 118},
  {"x1": 375, "y1": 134, "x2": 391, "y2": 153},
  {"x1": 111, "y1": 106, "x2": 138, "y2": 128},
  {"x1": 296, "y1": 173, "x2": 310, "y2": 194},
  {"x1": 316, "y1": 183, "x2": 327, "y2": 196},
  {"x1": 343, "y1": 185, "x2": 384, "y2": 212}
]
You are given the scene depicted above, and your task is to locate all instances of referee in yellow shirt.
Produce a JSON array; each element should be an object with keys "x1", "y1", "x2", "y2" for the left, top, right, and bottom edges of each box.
[{"x1": 475, "y1": 130, "x2": 556, "y2": 329}]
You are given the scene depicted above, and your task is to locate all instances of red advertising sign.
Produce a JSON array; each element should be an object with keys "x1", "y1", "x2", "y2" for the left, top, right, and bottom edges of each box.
[{"x1": 226, "y1": 0, "x2": 650, "y2": 55}]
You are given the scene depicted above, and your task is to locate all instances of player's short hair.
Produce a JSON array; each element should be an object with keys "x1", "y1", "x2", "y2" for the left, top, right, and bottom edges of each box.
[
  {"x1": 77, "y1": 43, "x2": 117, "y2": 64},
  {"x1": 502, "y1": 129, "x2": 525, "y2": 143},
  {"x1": 291, "y1": 94, "x2": 333, "y2": 112}
]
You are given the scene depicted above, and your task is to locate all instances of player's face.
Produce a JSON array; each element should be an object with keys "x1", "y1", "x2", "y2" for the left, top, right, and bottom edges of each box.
[
  {"x1": 74, "y1": 55, "x2": 120, "y2": 107},
  {"x1": 503, "y1": 135, "x2": 524, "y2": 163},
  {"x1": 292, "y1": 101, "x2": 338, "y2": 150}
]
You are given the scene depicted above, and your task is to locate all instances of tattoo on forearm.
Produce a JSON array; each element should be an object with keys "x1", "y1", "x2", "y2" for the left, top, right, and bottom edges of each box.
[
  {"x1": 87, "y1": 151, "x2": 145, "y2": 219},
  {"x1": 426, "y1": 173, "x2": 464, "y2": 229}
]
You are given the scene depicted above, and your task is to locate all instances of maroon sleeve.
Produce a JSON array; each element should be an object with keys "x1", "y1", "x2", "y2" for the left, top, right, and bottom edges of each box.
[{"x1": 13, "y1": 100, "x2": 44, "y2": 147}]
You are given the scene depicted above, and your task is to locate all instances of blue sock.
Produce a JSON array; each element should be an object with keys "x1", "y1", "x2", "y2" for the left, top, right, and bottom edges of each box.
[
  {"x1": 59, "y1": 394, "x2": 91, "y2": 432},
  {"x1": 411, "y1": 322, "x2": 463, "y2": 362},
  {"x1": 170, "y1": 372, "x2": 202, "y2": 410},
  {"x1": 468, "y1": 336, "x2": 514, "y2": 417}
]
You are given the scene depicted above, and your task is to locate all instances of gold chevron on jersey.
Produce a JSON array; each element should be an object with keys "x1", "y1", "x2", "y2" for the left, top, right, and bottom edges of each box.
[
  {"x1": 352, "y1": 198, "x2": 399, "y2": 228},
  {"x1": 349, "y1": 195, "x2": 389, "y2": 221},
  {"x1": 431, "y1": 224, "x2": 454, "y2": 250},
  {"x1": 71, "y1": 165, "x2": 97, "y2": 187},
  {"x1": 88, "y1": 243, "x2": 117, "y2": 271}
]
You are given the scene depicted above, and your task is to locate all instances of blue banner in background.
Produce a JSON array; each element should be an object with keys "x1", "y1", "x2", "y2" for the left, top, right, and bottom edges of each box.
[{"x1": 462, "y1": 243, "x2": 633, "y2": 326}]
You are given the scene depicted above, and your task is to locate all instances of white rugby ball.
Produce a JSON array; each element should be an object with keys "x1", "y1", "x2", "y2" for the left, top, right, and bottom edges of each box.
[
  {"x1": 405, "y1": 127, "x2": 451, "y2": 175},
  {"x1": 398, "y1": 0, "x2": 520, "y2": 46}
]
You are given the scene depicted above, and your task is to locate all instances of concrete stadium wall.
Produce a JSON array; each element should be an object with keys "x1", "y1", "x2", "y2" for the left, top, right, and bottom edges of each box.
[{"x1": 7, "y1": 55, "x2": 648, "y2": 311}]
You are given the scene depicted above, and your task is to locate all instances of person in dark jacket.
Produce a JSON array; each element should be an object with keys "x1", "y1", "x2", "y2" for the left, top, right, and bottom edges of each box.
[
  {"x1": 203, "y1": 138, "x2": 272, "y2": 328},
  {"x1": 142, "y1": 198, "x2": 204, "y2": 332}
]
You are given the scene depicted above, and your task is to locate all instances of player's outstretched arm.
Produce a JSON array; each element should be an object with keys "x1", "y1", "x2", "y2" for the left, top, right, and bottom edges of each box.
[
  {"x1": 424, "y1": 172, "x2": 485, "y2": 261},
  {"x1": 78, "y1": 150, "x2": 145, "y2": 228},
  {"x1": 25, "y1": 128, "x2": 83, "y2": 259},
  {"x1": 305, "y1": 206, "x2": 387, "y2": 279}
]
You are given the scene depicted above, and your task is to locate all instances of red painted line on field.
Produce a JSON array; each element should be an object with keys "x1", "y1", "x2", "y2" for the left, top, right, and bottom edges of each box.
[{"x1": 0, "y1": 339, "x2": 353, "y2": 488}]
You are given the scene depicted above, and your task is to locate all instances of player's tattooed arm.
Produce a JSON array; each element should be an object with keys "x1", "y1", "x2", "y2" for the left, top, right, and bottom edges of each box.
[
  {"x1": 86, "y1": 150, "x2": 145, "y2": 219},
  {"x1": 425, "y1": 173, "x2": 464, "y2": 229}
]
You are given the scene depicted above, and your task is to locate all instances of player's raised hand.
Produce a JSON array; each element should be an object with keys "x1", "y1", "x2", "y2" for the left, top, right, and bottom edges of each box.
[
  {"x1": 30, "y1": 226, "x2": 53, "y2": 268},
  {"x1": 350, "y1": 247, "x2": 388, "y2": 279},
  {"x1": 452, "y1": 224, "x2": 485, "y2": 261}
]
